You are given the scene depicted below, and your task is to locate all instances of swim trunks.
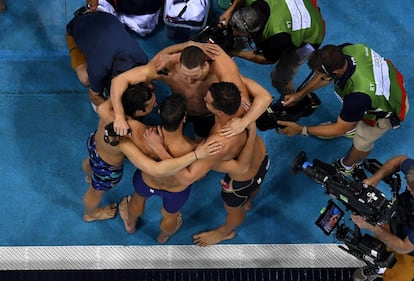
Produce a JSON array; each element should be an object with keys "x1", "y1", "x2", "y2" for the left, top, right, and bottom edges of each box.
[
  {"x1": 221, "y1": 155, "x2": 270, "y2": 207},
  {"x1": 87, "y1": 132, "x2": 123, "y2": 191},
  {"x1": 133, "y1": 169, "x2": 192, "y2": 213}
]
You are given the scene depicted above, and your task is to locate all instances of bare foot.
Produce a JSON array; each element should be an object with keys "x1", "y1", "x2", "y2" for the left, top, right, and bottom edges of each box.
[
  {"x1": 119, "y1": 196, "x2": 136, "y2": 234},
  {"x1": 193, "y1": 229, "x2": 235, "y2": 246},
  {"x1": 157, "y1": 213, "x2": 183, "y2": 244},
  {"x1": 83, "y1": 203, "x2": 118, "y2": 222}
]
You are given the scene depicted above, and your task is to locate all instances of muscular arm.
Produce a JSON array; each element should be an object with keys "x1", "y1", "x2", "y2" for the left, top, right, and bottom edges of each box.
[
  {"x1": 120, "y1": 139, "x2": 198, "y2": 177},
  {"x1": 277, "y1": 115, "x2": 357, "y2": 137},
  {"x1": 120, "y1": 137, "x2": 220, "y2": 178},
  {"x1": 364, "y1": 155, "x2": 408, "y2": 187},
  {"x1": 145, "y1": 137, "x2": 215, "y2": 186},
  {"x1": 231, "y1": 50, "x2": 273, "y2": 64},
  {"x1": 110, "y1": 64, "x2": 157, "y2": 135},
  {"x1": 284, "y1": 72, "x2": 332, "y2": 106},
  {"x1": 214, "y1": 123, "x2": 256, "y2": 173},
  {"x1": 240, "y1": 75, "x2": 272, "y2": 125},
  {"x1": 220, "y1": 75, "x2": 272, "y2": 137},
  {"x1": 352, "y1": 214, "x2": 414, "y2": 254}
]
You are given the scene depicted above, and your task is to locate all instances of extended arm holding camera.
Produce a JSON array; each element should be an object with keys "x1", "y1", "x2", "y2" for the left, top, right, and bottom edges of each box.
[
  {"x1": 283, "y1": 72, "x2": 331, "y2": 106},
  {"x1": 352, "y1": 214, "x2": 414, "y2": 255},
  {"x1": 363, "y1": 155, "x2": 408, "y2": 187},
  {"x1": 277, "y1": 115, "x2": 357, "y2": 138}
]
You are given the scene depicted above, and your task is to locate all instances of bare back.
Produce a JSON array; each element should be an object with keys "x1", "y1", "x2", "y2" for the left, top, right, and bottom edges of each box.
[
  {"x1": 209, "y1": 124, "x2": 247, "y2": 164},
  {"x1": 229, "y1": 136, "x2": 266, "y2": 181},
  {"x1": 127, "y1": 119, "x2": 158, "y2": 159},
  {"x1": 94, "y1": 119, "x2": 126, "y2": 166},
  {"x1": 142, "y1": 132, "x2": 197, "y2": 192}
]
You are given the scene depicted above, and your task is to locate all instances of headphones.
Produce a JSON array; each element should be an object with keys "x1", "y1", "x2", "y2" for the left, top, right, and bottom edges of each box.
[{"x1": 318, "y1": 50, "x2": 336, "y2": 78}]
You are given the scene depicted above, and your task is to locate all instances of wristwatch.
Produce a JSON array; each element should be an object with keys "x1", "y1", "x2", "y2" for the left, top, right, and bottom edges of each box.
[{"x1": 301, "y1": 126, "x2": 309, "y2": 136}]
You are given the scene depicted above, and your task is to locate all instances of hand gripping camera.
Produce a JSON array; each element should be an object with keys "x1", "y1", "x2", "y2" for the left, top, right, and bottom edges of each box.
[
  {"x1": 255, "y1": 92, "x2": 321, "y2": 131},
  {"x1": 291, "y1": 151, "x2": 401, "y2": 269}
]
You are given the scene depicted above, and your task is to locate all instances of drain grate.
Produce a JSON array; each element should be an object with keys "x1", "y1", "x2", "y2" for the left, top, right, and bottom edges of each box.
[{"x1": 0, "y1": 268, "x2": 357, "y2": 281}]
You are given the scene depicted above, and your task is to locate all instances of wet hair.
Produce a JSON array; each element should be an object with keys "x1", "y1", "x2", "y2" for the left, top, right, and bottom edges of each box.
[
  {"x1": 121, "y1": 83, "x2": 154, "y2": 117},
  {"x1": 405, "y1": 167, "x2": 414, "y2": 188},
  {"x1": 180, "y1": 45, "x2": 207, "y2": 69},
  {"x1": 230, "y1": 6, "x2": 263, "y2": 35},
  {"x1": 308, "y1": 45, "x2": 346, "y2": 75},
  {"x1": 209, "y1": 82, "x2": 241, "y2": 115},
  {"x1": 159, "y1": 94, "x2": 187, "y2": 132}
]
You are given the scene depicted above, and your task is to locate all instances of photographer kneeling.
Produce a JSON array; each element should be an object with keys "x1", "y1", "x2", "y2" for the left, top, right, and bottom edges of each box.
[{"x1": 351, "y1": 155, "x2": 414, "y2": 281}]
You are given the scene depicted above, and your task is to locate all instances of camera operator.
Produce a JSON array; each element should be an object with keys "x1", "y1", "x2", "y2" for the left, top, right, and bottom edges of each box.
[
  {"x1": 351, "y1": 155, "x2": 414, "y2": 281},
  {"x1": 219, "y1": 0, "x2": 325, "y2": 96},
  {"x1": 277, "y1": 44, "x2": 409, "y2": 180}
]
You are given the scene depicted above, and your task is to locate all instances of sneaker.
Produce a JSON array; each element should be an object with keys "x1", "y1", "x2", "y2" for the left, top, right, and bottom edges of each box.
[
  {"x1": 353, "y1": 266, "x2": 383, "y2": 281},
  {"x1": 352, "y1": 163, "x2": 368, "y2": 181},
  {"x1": 334, "y1": 158, "x2": 354, "y2": 176},
  {"x1": 344, "y1": 127, "x2": 356, "y2": 138}
]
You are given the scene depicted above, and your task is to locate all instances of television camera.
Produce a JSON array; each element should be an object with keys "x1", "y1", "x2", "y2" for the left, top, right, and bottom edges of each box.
[
  {"x1": 255, "y1": 92, "x2": 320, "y2": 131},
  {"x1": 291, "y1": 151, "x2": 401, "y2": 269},
  {"x1": 191, "y1": 24, "x2": 235, "y2": 55}
]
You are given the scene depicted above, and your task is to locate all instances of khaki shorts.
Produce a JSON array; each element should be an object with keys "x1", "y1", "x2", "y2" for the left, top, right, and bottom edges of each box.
[
  {"x1": 271, "y1": 45, "x2": 313, "y2": 86},
  {"x1": 353, "y1": 118, "x2": 392, "y2": 152},
  {"x1": 66, "y1": 33, "x2": 87, "y2": 70}
]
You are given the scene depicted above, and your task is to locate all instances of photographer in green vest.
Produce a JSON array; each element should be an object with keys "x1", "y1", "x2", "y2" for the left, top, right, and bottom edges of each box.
[
  {"x1": 220, "y1": 0, "x2": 325, "y2": 96},
  {"x1": 277, "y1": 44, "x2": 409, "y2": 180}
]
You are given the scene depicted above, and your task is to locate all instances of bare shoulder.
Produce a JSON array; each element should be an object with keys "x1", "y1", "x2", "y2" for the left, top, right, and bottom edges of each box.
[{"x1": 207, "y1": 130, "x2": 246, "y2": 161}]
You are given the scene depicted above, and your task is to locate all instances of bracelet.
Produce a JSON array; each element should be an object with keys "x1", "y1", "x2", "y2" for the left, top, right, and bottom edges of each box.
[{"x1": 193, "y1": 150, "x2": 198, "y2": 160}]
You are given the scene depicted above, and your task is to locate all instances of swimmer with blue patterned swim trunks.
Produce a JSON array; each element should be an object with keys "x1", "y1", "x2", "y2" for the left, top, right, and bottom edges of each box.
[
  {"x1": 87, "y1": 132, "x2": 123, "y2": 191},
  {"x1": 82, "y1": 85, "x2": 222, "y2": 222}
]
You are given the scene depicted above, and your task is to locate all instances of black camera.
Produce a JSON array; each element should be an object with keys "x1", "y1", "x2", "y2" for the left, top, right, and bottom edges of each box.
[
  {"x1": 256, "y1": 92, "x2": 321, "y2": 131},
  {"x1": 291, "y1": 151, "x2": 401, "y2": 269},
  {"x1": 104, "y1": 122, "x2": 131, "y2": 146},
  {"x1": 191, "y1": 24, "x2": 235, "y2": 54}
]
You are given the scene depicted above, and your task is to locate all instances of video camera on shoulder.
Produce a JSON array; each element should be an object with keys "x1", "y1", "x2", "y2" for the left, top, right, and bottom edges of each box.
[{"x1": 291, "y1": 151, "x2": 401, "y2": 269}]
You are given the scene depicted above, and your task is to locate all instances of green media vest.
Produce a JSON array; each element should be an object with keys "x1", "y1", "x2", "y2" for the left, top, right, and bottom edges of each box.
[
  {"x1": 247, "y1": 0, "x2": 324, "y2": 47},
  {"x1": 335, "y1": 44, "x2": 408, "y2": 122}
]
